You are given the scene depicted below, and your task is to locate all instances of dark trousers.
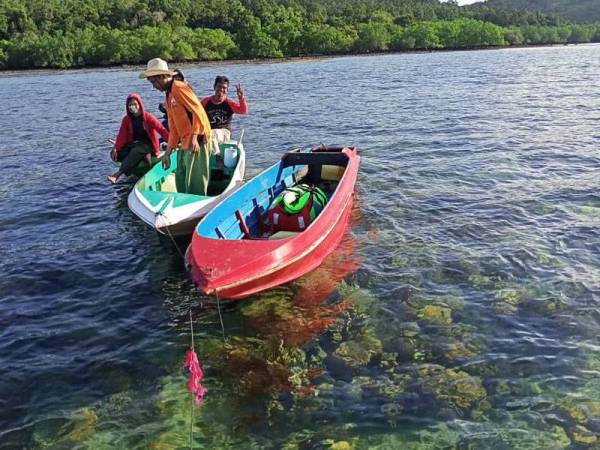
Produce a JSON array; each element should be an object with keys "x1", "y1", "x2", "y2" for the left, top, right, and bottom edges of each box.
[{"x1": 116, "y1": 142, "x2": 152, "y2": 176}]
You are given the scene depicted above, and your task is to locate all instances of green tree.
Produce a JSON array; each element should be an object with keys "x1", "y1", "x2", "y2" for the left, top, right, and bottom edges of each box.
[
  {"x1": 435, "y1": 20, "x2": 460, "y2": 48},
  {"x1": 403, "y1": 22, "x2": 442, "y2": 50},
  {"x1": 186, "y1": 0, "x2": 247, "y2": 30},
  {"x1": 0, "y1": 1, "x2": 34, "y2": 38},
  {"x1": 34, "y1": 32, "x2": 74, "y2": 68},
  {"x1": 557, "y1": 26, "x2": 572, "y2": 43},
  {"x1": 263, "y1": 4, "x2": 305, "y2": 55},
  {"x1": 297, "y1": 24, "x2": 355, "y2": 54},
  {"x1": 568, "y1": 24, "x2": 593, "y2": 43},
  {"x1": 479, "y1": 21, "x2": 505, "y2": 46},
  {"x1": 538, "y1": 26, "x2": 560, "y2": 43},
  {"x1": 235, "y1": 14, "x2": 282, "y2": 58},
  {"x1": 504, "y1": 27, "x2": 524, "y2": 45},
  {"x1": 3, "y1": 32, "x2": 38, "y2": 68},
  {"x1": 0, "y1": 45, "x2": 6, "y2": 68},
  {"x1": 70, "y1": 28, "x2": 101, "y2": 66},
  {"x1": 454, "y1": 18, "x2": 504, "y2": 47},
  {"x1": 593, "y1": 24, "x2": 600, "y2": 42},
  {"x1": 134, "y1": 25, "x2": 176, "y2": 61},
  {"x1": 522, "y1": 26, "x2": 543, "y2": 44},
  {"x1": 190, "y1": 28, "x2": 237, "y2": 60},
  {"x1": 354, "y1": 10, "x2": 402, "y2": 53},
  {"x1": 353, "y1": 22, "x2": 392, "y2": 52},
  {"x1": 304, "y1": 2, "x2": 327, "y2": 25}
]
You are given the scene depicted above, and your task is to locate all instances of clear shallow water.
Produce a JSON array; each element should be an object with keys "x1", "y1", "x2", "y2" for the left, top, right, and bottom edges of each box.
[{"x1": 1, "y1": 45, "x2": 600, "y2": 449}]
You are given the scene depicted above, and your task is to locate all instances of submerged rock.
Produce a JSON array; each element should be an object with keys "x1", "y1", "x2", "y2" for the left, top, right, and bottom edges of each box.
[
  {"x1": 417, "y1": 304, "x2": 452, "y2": 325},
  {"x1": 417, "y1": 364, "x2": 487, "y2": 412},
  {"x1": 561, "y1": 400, "x2": 600, "y2": 429},
  {"x1": 495, "y1": 301, "x2": 519, "y2": 315},
  {"x1": 334, "y1": 327, "x2": 383, "y2": 367},
  {"x1": 381, "y1": 402, "x2": 404, "y2": 427},
  {"x1": 330, "y1": 441, "x2": 352, "y2": 450},
  {"x1": 468, "y1": 273, "x2": 495, "y2": 287},
  {"x1": 571, "y1": 424, "x2": 598, "y2": 445},
  {"x1": 324, "y1": 355, "x2": 353, "y2": 382},
  {"x1": 442, "y1": 341, "x2": 477, "y2": 360},
  {"x1": 496, "y1": 288, "x2": 522, "y2": 306},
  {"x1": 391, "y1": 336, "x2": 416, "y2": 362}
]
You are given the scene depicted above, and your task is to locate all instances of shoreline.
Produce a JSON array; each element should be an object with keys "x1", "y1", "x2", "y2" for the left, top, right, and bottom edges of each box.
[{"x1": 0, "y1": 42, "x2": 595, "y2": 76}]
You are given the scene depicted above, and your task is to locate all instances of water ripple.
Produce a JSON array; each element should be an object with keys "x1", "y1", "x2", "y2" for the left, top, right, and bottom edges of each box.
[{"x1": 2, "y1": 45, "x2": 600, "y2": 447}]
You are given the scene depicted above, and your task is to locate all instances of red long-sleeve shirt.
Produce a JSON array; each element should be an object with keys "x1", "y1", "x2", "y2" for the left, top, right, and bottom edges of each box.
[{"x1": 201, "y1": 96, "x2": 248, "y2": 131}]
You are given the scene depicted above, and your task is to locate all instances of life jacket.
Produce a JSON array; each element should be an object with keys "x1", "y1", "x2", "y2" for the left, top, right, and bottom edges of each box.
[{"x1": 268, "y1": 184, "x2": 327, "y2": 232}]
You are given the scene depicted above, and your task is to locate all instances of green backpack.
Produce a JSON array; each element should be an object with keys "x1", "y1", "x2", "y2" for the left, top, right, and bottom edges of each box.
[
  {"x1": 274, "y1": 184, "x2": 327, "y2": 215},
  {"x1": 269, "y1": 184, "x2": 328, "y2": 231}
]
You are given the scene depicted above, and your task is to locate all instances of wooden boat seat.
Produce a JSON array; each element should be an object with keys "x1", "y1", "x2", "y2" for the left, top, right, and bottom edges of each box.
[
  {"x1": 160, "y1": 173, "x2": 177, "y2": 192},
  {"x1": 321, "y1": 165, "x2": 345, "y2": 181},
  {"x1": 268, "y1": 231, "x2": 300, "y2": 240}
]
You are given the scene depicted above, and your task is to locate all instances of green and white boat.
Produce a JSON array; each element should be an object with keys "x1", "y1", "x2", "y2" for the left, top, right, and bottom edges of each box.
[{"x1": 128, "y1": 141, "x2": 245, "y2": 236}]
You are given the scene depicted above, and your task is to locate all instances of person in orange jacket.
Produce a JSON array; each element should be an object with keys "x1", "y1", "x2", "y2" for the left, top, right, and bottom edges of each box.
[{"x1": 140, "y1": 58, "x2": 212, "y2": 196}]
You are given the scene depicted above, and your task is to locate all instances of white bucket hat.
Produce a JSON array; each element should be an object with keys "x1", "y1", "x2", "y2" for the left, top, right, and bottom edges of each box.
[{"x1": 139, "y1": 58, "x2": 175, "y2": 79}]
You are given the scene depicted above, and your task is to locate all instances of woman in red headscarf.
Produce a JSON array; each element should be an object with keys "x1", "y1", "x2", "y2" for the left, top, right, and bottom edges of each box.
[{"x1": 108, "y1": 93, "x2": 169, "y2": 183}]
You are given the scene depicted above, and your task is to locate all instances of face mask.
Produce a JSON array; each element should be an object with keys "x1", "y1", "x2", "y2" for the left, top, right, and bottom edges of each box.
[{"x1": 128, "y1": 102, "x2": 140, "y2": 114}]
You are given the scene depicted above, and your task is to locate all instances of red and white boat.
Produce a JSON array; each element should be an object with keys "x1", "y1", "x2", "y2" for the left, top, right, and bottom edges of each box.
[{"x1": 185, "y1": 145, "x2": 360, "y2": 299}]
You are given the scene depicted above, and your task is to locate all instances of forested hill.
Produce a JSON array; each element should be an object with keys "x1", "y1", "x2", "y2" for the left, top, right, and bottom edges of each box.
[
  {"x1": 1, "y1": 0, "x2": 600, "y2": 70},
  {"x1": 481, "y1": 0, "x2": 600, "y2": 23}
]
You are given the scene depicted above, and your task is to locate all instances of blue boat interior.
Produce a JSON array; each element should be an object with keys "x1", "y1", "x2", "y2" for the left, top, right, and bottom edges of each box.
[{"x1": 198, "y1": 149, "x2": 350, "y2": 240}]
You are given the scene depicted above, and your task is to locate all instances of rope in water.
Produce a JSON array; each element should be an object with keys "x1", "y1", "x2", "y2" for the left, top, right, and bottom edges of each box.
[
  {"x1": 215, "y1": 291, "x2": 225, "y2": 341},
  {"x1": 189, "y1": 309, "x2": 195, "y2": 450},
  {"x1": 159, "y1": 218, "x2": 226, "y2": 340},
  {"x1": 157, "y1": 208, "x2": 227, "y2": 450}
]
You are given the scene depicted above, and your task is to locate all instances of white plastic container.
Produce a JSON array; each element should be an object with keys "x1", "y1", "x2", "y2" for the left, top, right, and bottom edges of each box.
[{"x1": 223, "y1": 146, "x2": 238, "y2": 168}]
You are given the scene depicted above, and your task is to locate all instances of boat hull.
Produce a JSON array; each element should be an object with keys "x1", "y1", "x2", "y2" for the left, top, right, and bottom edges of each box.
[
  {"x1": 128, "y1": 181, "x2": 244, "y2": 237},
  {"x1": 156, "y1": 216, "x2": 204, "y2": 237},
  {"x1": 188, "y1": 192, "x2": 354, "y2": 299},
  {"x1": 127, "y1": 143, "x2": 245, "y2": 236}
]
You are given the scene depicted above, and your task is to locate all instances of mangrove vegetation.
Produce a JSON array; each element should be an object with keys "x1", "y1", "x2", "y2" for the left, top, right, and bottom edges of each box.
[{"x1": 2, "y1": 0, "x2": 600, "y2": 69}]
